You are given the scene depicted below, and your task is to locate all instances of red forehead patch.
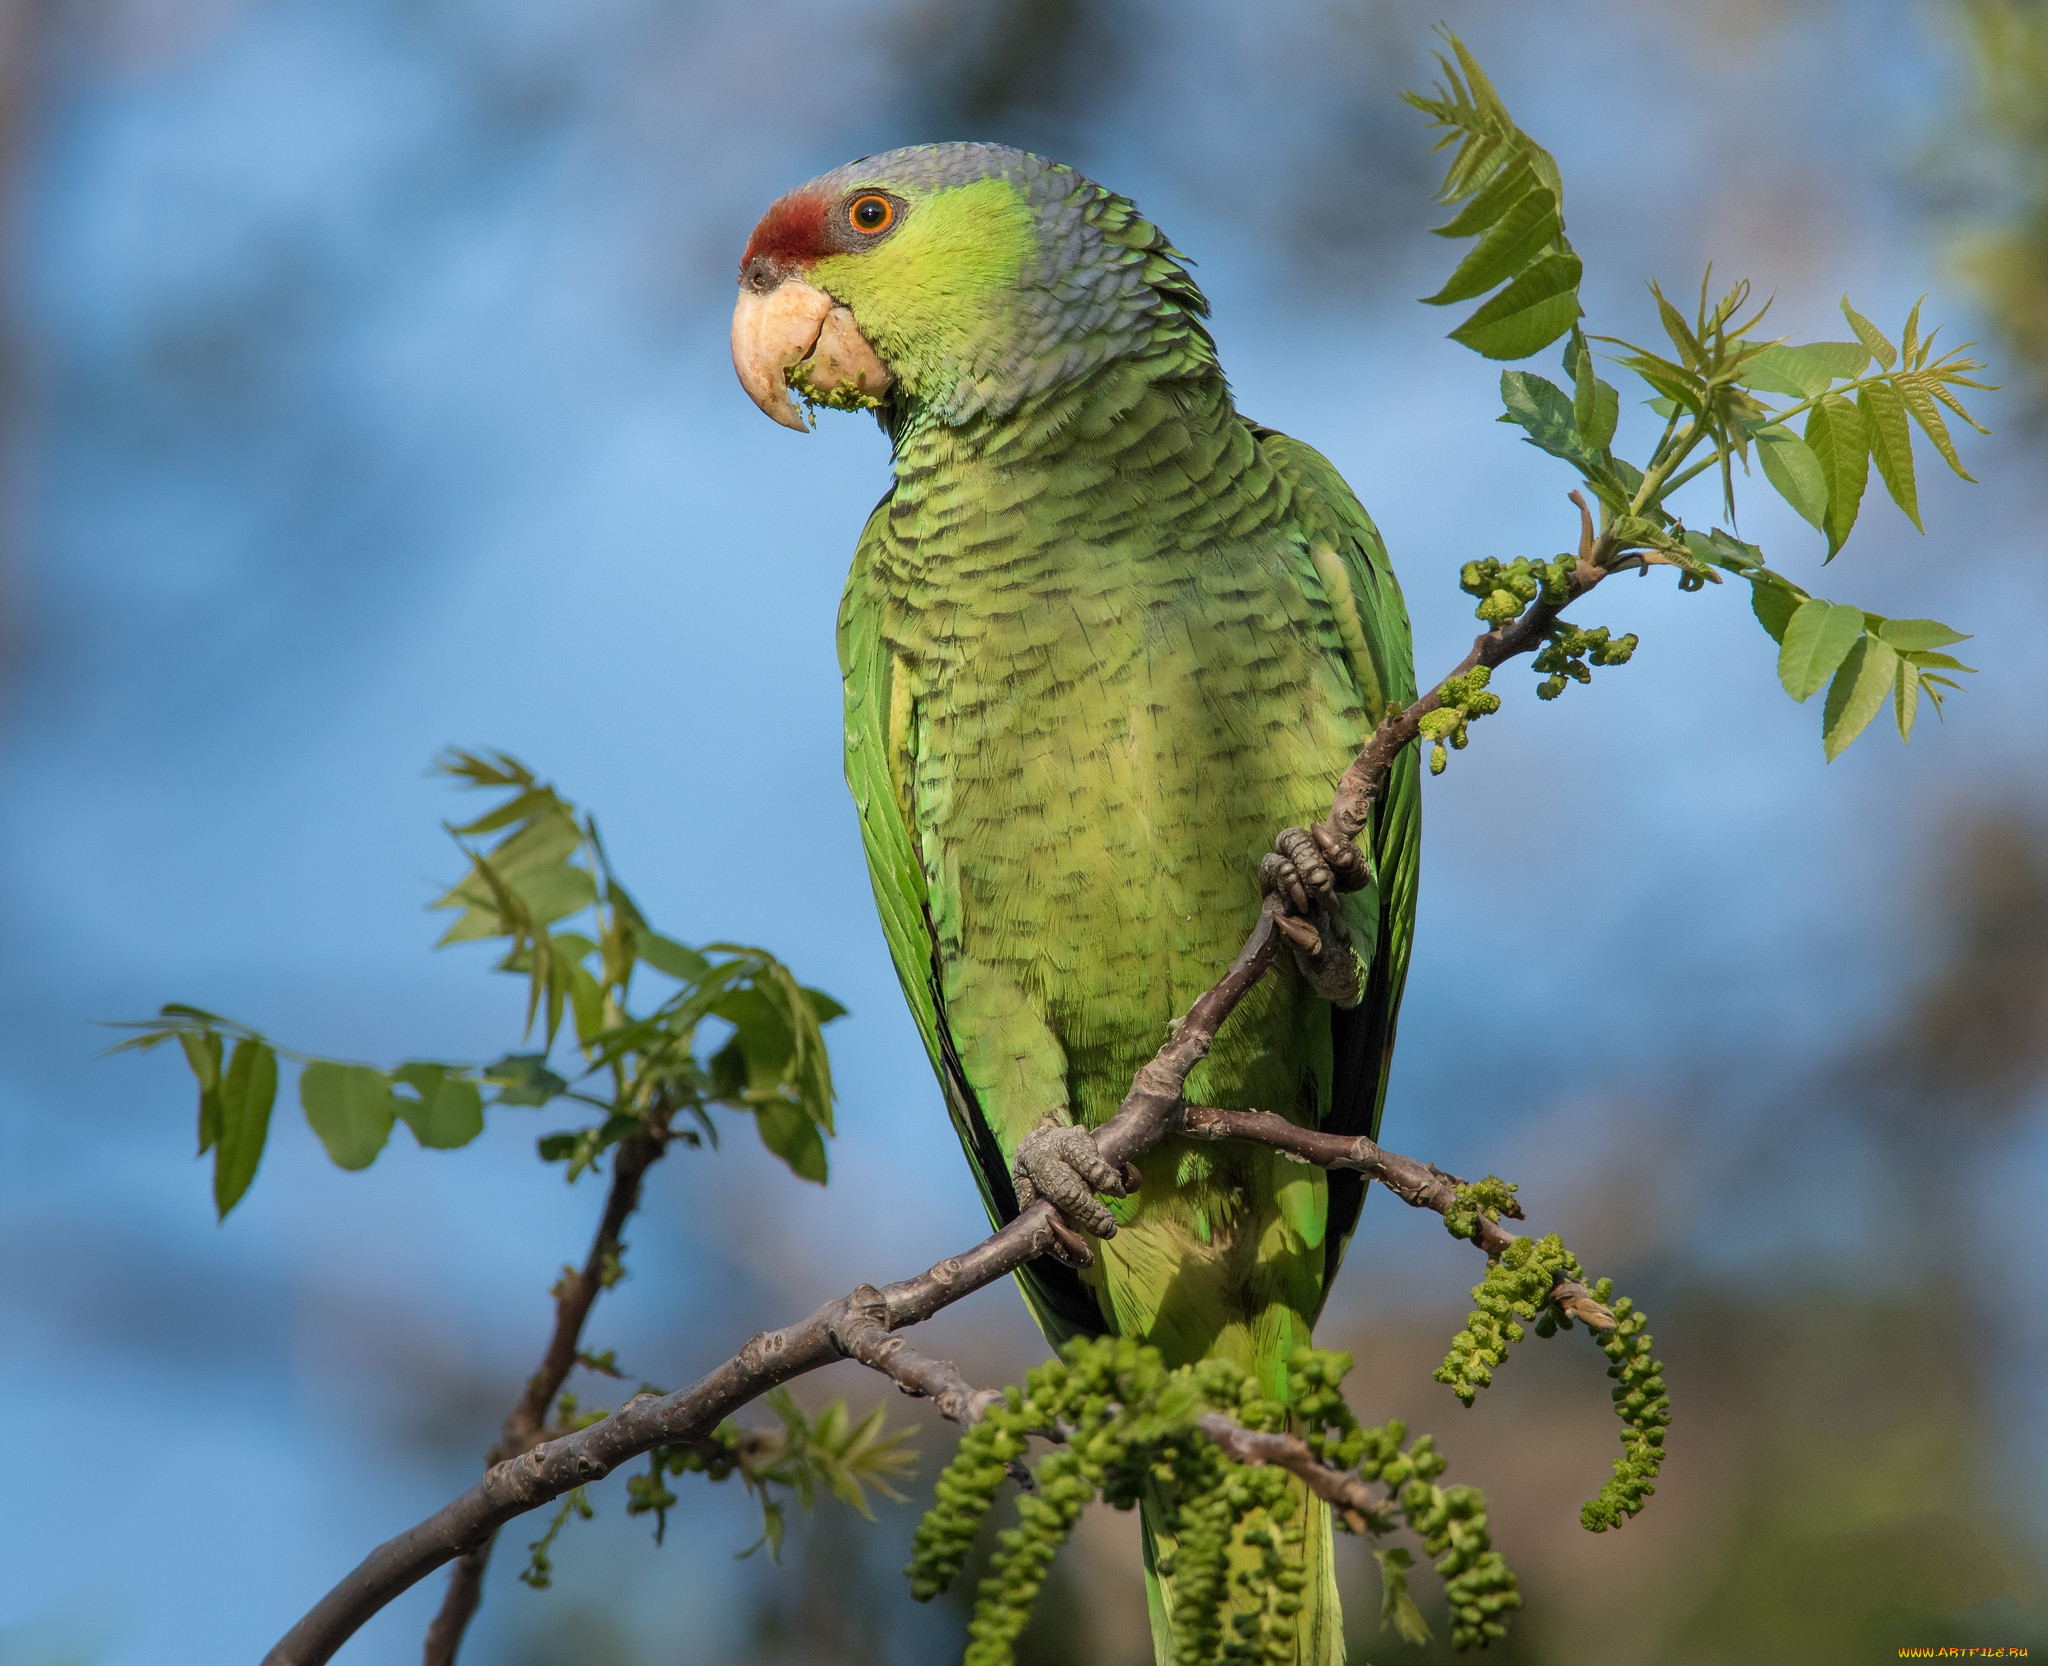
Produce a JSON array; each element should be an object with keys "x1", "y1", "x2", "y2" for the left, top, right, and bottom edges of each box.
[{"x1": 742, "y1": 189, "x2": 833, "y2": 274}]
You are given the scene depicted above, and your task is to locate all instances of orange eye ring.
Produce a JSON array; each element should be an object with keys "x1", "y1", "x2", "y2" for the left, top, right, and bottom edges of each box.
[{"x1": 848, "y1": 194, "x2": 895, "y2": 235}]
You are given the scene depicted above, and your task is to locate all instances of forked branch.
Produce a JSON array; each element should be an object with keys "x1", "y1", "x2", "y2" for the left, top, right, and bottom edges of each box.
[{"x1": 266, "y1": 497, "x2": 1615, "y2": 1666}]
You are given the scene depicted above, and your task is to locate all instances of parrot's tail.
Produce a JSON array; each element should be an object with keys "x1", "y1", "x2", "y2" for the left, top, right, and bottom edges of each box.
[{"x1": 1139, "y1": 1472, "x2": 1343, "y2": 1666}]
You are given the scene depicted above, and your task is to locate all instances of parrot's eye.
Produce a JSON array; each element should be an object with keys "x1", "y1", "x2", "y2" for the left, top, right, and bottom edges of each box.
[{"x1": 848, "y1": 194, "x2": 895, "y2": 235}]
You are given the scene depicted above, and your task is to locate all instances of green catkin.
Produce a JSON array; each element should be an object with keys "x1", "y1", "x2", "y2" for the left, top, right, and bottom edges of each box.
[
  {"x1": 910, "y1": 1338, "x2": 1530, "y2": 1661},
  {"x1": 1432, "y1": 1225, "x2": 1671, "y2": 1537},
  {"x1": 1581, "y1": 1286, "x2": 1670, "y2": 1531}
]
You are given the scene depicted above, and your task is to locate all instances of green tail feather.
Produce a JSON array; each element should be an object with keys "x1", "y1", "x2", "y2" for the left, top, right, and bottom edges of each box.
[{"x1": 1142, "y1": 1475, "x2": 1342, "y2": 1666}]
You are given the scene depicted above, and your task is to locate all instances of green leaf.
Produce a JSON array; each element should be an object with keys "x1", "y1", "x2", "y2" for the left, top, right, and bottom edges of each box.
[
  {"x1": 1652, "y1": 283, "x2": 1705, "y2": 371},
  {"x1": 755, "y1": 1098, "x2": 828, "y2": 1184},
  {"x1": 1423, "y1": 185, "x2": 1561, "y2": 306},
  {"x1": 638, "y1": 932, "x2": 711, "y2": 984},
  {"x1": 1750, "y1": 575, "x2": 1803, "y2": 643},
  {"x1": 1805, "y1": 394, "x2": 1869, "y2": 557},
  {"x1": 1566, "y1": 333, "x2": 1619, "y2": 450},
  {"x1": 1755, "y1": 425, "x2": 1829, "y2": 531},
  {"x1": 1431, "y1": 155, "x2": 1539, "y2": 239},
  {"x1": 1895, "y1": 373, "x2": 1977, "y2": 482},
  {"x1": 1685, "y1": 528, "x2": 1763, "y2": 574},
  {"x1": 1841, "y1": 296, "x2": 1897, "y2": 370},
  {"x1": 1875, "y1": 618, "x2": 1970, "y2": 652},
  {"x1": 563, "y1": 954, "x2": 606, "y2": 1047},
  {"x1": 1823, "y1": 635, "x2": 1900, "y2": 759},
  {"x1": 1497, "y1": 371, "x2": 1592, "y2": 466},
  {"x1": 214, "y1": 1039, "x2": 277, "y2": 1218},
  {"x1": 392, "y1": 1063, "x2": 486, "y2": 1149},
  {"x1": 1895, "y1": 658, "x2": 1920, "y2": 743},
  {"x1": 300, "y1": 1061, "x2": 396, "y2": 1171},
  {"x1": 1778, "y1": 599, "x2": 1866, "y2": 702},
  {"x1": 484, "y1": 1052, "x2": 569, "y2": 1107},
  {"x1": 180, "y1": 1029, "x2": 225, "y2": 1156},
  {"x1": 1857, "y1": 380, "x2": 1920, "y2": 531},
  {"x1": 1449, "y1": 252, "x2": 1582, "y2": 360},
  {"x1": 803, "y1": 987, "x2": 849, "y2": 1024},
  {"x1": 1374, "y1": 1546, "x2": 1432, "y2": 1645},
  {"x1": 1742, "y1": 341, "x2": 1869, "y2": 399}
]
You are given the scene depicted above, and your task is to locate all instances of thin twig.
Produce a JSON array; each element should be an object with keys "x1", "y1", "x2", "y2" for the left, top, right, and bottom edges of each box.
[
  {"x1": 268, "y1": 498, "x2": 1614, "y2": 1666},
  {"x1": 420, "y1": 1104, "x2": 674, "y2": 1666}
]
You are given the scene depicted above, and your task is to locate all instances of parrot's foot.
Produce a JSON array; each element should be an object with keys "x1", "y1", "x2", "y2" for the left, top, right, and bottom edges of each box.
[
  {"x1": 1260, "y1": 826, "x2": 1367, "y2": 1008},
  {"x1": 1013, "y1": 1123, "x2": 1141, "y2": 1266},
  {"x1": 1259, "y1": 825, "x2": 1368, "y2": 915}
]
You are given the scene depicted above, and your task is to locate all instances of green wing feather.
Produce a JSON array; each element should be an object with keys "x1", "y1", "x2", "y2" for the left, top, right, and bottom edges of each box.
[
  {"x1": 1255, "y1": 426, "x2": 1423, "y2": 1285},
  {"x1": 838, "y1": 510, "x2": 1104, "y2": 1341}
]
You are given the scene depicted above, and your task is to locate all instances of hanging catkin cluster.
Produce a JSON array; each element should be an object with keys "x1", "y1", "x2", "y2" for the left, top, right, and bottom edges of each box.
[
  {"x1": 906, "y1": 1337, "x2": 1520, "y2": 1663},
  {"x1": 1432, "y1": 1197, "x2": 1671, "y2": 1534}
]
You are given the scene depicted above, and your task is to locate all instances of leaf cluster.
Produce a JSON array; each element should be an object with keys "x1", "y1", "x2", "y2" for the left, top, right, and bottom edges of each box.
[
  {"x1": 108, "y1": 752, "x2": 845, "y2": 1216},
  {"x1": 1433, "y1": 1231, "x2": 1669, "y2": 1534},
  {"x1": 1408, "y1": 33, "x2": 1990, "y2": 761},
  {"x1": 908, "y1": 1338, "x2": 1518, "y2": 1662},
  {"x1": 1406, "y1": 32, "x2": 1583, "y2": 362},
  {"x1": 1753, "y1": 580, "x2": 1975, "y2": 759},
  {"x1": 624, "y1": 1389, "x2": 916, "y2": 1560}
]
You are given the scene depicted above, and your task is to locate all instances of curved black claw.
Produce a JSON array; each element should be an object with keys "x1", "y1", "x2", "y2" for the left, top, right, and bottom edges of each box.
[{"x1": 1013, "y1": 1123, "x2": 1138, "y2": 1261}]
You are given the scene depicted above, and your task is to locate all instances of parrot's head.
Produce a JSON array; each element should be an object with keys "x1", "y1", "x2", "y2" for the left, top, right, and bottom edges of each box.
[{"x1": 732, "y1": 143, "x2": 1212, "y2": 433}]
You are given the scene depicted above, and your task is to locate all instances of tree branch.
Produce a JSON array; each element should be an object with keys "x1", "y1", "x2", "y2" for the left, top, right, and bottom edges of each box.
[
  {"x1": 834, "y1": 1284, "x2": 1005, "y2": 1427},
  {"x1": 1177, "y1": 1106, "x2": 1614, "y2": 1328},
  {"x1": 267, "y1": 497, "x2": 1615, "y2": 1666},
  {"x1": 420, "y1": 1104, "x2": 674, "y2": 1666}
]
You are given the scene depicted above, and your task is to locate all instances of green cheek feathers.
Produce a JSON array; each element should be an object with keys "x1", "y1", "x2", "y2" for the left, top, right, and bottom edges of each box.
[{"x1": 810, "y1": 177, "x2": 1035, "y2": 403}]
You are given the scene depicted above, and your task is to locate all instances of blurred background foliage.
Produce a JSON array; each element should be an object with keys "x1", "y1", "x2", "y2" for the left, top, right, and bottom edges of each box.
[{"x1": 0, "y1": 0, "x2": 2043, "y2": 1663}]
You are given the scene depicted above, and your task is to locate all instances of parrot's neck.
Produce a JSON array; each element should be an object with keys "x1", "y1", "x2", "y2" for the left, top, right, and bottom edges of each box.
[{"x1": 886, "y1": 354, "x2": 1241, "y2": 480}]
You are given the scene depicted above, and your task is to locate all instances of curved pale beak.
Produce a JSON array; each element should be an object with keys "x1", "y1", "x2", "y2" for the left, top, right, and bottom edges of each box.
[{"x1": 731, "y1": 280, "x2": 891, "y2": 432}]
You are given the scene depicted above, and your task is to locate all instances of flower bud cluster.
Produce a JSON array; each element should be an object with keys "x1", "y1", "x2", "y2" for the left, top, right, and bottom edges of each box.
[
  {"x1": 1460, "y1": 555, "x2": 1575, "y2": 625},
  {"x1": 1533, "y1": 622, "x2": 1639, "y2": 700},
  {"x1": 1418, "y1": 667, "x2": 1503, "y2": 775}
]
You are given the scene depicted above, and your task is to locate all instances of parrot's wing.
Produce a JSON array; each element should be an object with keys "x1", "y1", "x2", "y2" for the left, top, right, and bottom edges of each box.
[
  {"x1": 839, "y1": 522, "x2": 1105, "y2": 1341},
  {"x1": 1256, "y1": 425, "x2": 1424, "y2": 1279}
]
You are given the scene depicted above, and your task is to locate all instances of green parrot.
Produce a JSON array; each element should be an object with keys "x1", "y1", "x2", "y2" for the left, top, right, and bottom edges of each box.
[{"x1": 733, "y1": 144, "x2": 1420, "y2": 1664}]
